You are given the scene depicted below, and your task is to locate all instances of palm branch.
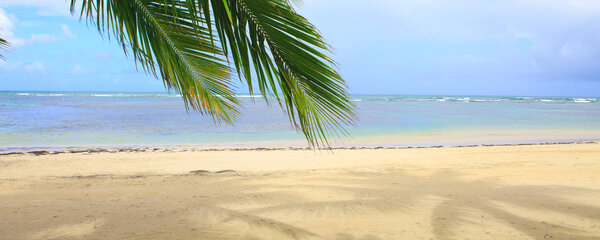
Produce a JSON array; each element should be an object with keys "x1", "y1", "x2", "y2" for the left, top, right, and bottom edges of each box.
[
  {"x1": 71, "y1": 0, "x2": 355, "y2": 147},
  {"x1": 0, "y1": 37, "x2": 8, "y2": 59}
]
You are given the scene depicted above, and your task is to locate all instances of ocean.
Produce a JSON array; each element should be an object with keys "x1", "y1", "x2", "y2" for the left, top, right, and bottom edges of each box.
[{"x1": 1, "y1": 91, "x2": 599, "y2": 152}]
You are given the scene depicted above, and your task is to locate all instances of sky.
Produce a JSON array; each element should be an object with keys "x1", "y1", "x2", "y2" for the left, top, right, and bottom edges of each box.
[{"x1": 1, "y1": 0, "x2": 600, "y2": 97}]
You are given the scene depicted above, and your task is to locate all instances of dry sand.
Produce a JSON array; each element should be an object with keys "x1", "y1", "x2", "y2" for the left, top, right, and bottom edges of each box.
[{"x1": 1, "y1": 143, "x2": 600, "y2": 240}]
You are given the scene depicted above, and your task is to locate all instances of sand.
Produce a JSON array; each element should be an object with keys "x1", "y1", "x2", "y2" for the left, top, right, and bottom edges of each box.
[{"x1": 1, "y1": 143, "x2": 600, "y2": 240}]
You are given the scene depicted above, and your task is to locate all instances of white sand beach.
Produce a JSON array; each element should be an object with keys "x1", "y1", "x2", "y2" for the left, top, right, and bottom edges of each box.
[{"x1": 1, "y1": 143, "x2": 599, "y2": 240}]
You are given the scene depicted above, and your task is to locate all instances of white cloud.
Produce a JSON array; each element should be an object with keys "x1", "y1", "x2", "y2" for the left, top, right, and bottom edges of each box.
[
  {"x1": 93, "y1": 52, "x2": 113, "y2": 62},
  {"x1": 0, "y1": 0, "x2": 71, "y2": 16},
  {"x1": 0, "y1": 60, "x2": 46, "y2": 73},
  {"x1": 24, "y1": 60, "x2": 45, "y2": 72},
  {"x1": 28, "y1": 33, "x2": 58, "y2": 44},
  {"x1": 71, "y1": 64, "x2": 90, "y2": 74},
  {"x1": 25, "y1": 25, "x2": 77, "y2": 46},
  {"x1": 0, "y1": 9, "x2": 74, "y2": 48},
  {"x1": 0, "y1": 60, "x2": 21, "y2": 71},
  {"x1": 303, "y1": 0, "x2": 600, "y2": 42},
  {"x1": 300, "y1": 0, "x2": 600, "y2": 82},
  {"x1": 0, "y1": 8, "x2": 24, "y2": 47},
  {"x1": 61, "y1": 24, "x2": 75, "y2": 38}
]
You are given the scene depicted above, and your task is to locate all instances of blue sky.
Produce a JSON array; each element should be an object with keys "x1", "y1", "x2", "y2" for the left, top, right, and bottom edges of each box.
[{"x1": 1, "y1": 0, "x2": 600, "y2": 97}]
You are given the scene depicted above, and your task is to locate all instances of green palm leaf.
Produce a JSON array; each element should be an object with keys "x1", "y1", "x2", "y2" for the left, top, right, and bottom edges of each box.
[
  {"x1": 0, "y1": 37, "x2": 8, "y2": 59},
  {"x1": 206, "y1": 0, "x2": 356, "y2": 147},
  {"x1": 72, "y1": 0, "x2": 355, "y2": 147},
  {"x1": 74, "y1": 0, "x2": 239, "y2": 123}
]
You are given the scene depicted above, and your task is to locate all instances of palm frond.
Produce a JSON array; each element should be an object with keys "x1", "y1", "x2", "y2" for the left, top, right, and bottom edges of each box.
[
  {"x1": 206, "y1": 0, "x2": 356, "y2": 147},
  {"x1": 73, "y1": 0, "x2": 239, "y2": 123},
  {"x1": 72, "y1": 0, "x2": 355, "y2": 147},
  {"x1": 0, "y1": 37, "x2": 8, "y2": 59}
]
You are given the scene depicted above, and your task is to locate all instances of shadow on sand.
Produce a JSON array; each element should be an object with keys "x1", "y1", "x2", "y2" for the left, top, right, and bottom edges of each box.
[{"x1": 4, "y1": 169, "x2": 600, "y2": 240}]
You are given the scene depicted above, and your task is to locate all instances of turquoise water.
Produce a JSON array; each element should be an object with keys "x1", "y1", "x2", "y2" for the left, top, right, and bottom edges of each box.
[{"x1": 1, "y1": 91, "x2": 599, "y2": 150}]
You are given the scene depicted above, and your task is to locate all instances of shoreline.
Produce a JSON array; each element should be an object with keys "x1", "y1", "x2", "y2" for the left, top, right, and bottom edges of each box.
[
  {"x1": 1, "y1": 139, "x2": 598, "y2": 156},
  {"x1": 3, "y1": 128, "x2": 599, "y2": 155}
]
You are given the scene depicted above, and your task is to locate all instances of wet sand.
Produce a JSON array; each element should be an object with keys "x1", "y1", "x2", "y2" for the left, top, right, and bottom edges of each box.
[{"x1": 1, "y1": 143, "x2": 599, "y2": 239}]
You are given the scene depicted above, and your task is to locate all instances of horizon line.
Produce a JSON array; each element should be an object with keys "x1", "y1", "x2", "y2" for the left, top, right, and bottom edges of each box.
[{"x1": 1, "y1": 90, "x2": 599, "y2": 98}]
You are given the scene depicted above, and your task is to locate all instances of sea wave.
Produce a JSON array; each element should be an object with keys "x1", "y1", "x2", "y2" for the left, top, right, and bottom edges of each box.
[
  {"x1": 41, "y1": 94, "x2": 65, "y2": 96},
  {"x1": 7, "y1": 92, "x2": 598, "y2": 104},
  {"x1": 348, "y1": 96, "x2": 598, "y2": 104},
  {"x1": 573, "y1": 98, "x2": 595, "y2": 103},
  {"x1": 236, "y1": 95, "x2": 263, "y2": 98}
]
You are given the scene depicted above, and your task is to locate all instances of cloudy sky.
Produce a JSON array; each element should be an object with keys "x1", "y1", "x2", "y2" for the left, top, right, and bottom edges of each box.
[{"x1": 1, "y1": 0, "x2": 600, "y2": 96}]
